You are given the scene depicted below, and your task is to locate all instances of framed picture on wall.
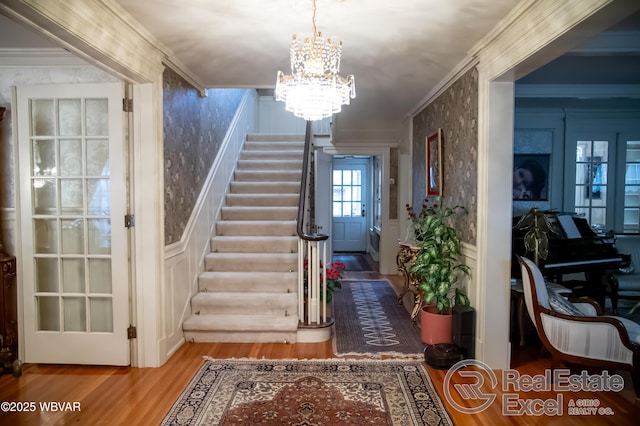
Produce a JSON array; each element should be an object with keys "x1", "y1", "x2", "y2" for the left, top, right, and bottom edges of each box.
[
  {"x1": 513, "y1": 154, "x2": 550, "y2": 201},
  {"x1": 426, "y1": 129, "x2": 442, "y2": 196}
]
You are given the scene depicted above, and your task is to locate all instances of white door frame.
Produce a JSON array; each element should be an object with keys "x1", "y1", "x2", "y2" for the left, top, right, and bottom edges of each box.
[{"x1": 322, "y1": 146, "x2": 395, "y2": 274}]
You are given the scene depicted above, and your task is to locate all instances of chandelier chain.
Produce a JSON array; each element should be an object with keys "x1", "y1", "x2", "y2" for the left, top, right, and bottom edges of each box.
[{"x1": 312, "y1": 0, "x2": 317, "y2": 36}]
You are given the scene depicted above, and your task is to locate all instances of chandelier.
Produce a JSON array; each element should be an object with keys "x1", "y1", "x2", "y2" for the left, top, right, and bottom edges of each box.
[{"x1": 275, "y1": 0, "x2": 355, "y2": 121}]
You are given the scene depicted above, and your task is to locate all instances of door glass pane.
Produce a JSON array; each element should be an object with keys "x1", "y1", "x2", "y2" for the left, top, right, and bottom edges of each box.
[
  {"x1": 88, "y1": 219, "x2": 111, "y2": 254},
  {"x1": 352, "y1": 170, "x2": 361, "y2": 185},
  {"x1": 62, "y1": 259, "x2": 84, "y2": 293},
  {"x1": 36, "y1": 258, "x2": 58, "y2": 292},
  {"x1": 34, "y1": 219, "x2": 57, "y2": 254},
  {"x1": 343, "y1": 170, "x2": 352, "y2": 185},
  {"x1": 60, "y1": 179, "x2": 84, "y2": 214},
  {"x1": 351, "y1": 202, "x2": 362, "y2": 216},
  {"x1": 87, "y1": 139, "x2": 109, "y2": 176},
  {"x1": 58, "y1": 99, "x2": 81, "y2": 136},
  {"x1": 624, "y1": 142, "x2": 640, "y2": 233},
  {"x1": 576, "y1": 141, "x2": 591, "y2": 161},
  {"x1": 37, "y1": 296, "x2": 59, "y2": 331},
  {"x1": 333, "y1": 187, "x2": 342, "y2": 201},
  {"x1": 591, "y1": 208, "x2": 606, "y2": 228},
  {"x1": 31, "y1": 99, "x2": 54, "y2": 136},
  {"x1": 333, "y1": 202, "x2": 342, "y2": 217},
  {"x1": 85, "y1": 99, "x2": 109, "y2": 136},
  {"x1": 90, "y1": 298, "x2": 113, "y2": 332},
  {"x1": 60, "y1": 139, "x2": 83, "y2": 176},
  {"x1": 333, "y1": 170, "x2": 342, "y2": 185},
  {"x1": 89, "y1": 259, "x2": 112, "y2": 294},
  {"x1": 62, "y1": 219, "x2": 84, "y2": 254},
  {"x1": 624, "y1": 209, "x2": 639, "y2": 232},
  {"x1": 87, "y1": 179, "x2": 110, "y2": 215},
  {"x1": 593, "y1": 141, "x2": 608, "y2": 161},
  {"x1": 352, "y1": 186, "x2": 361, "y2": 201},
  {"x1": 32, "y1": 139, "x2": 56, "y2": 176},
  {"x1": 63, "y1": 297, "x2": 86, "y2": 332},
  {"x1": 33, "y1": 179, "x2": 57, "y2": 215}
]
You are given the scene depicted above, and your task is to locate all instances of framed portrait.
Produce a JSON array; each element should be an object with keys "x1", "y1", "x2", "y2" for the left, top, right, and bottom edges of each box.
[
  {"x1": 426, "y1": 129, "x2": 442, "y2": 196},
  {"x1": 513, "y1": 154, "x2": 550, "y2": 201}
]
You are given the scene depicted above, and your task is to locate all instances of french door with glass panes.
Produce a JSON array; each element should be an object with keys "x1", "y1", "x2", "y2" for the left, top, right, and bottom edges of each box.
[{"x1": 16, "y1": 83, "x2": 129, "y2": 365}]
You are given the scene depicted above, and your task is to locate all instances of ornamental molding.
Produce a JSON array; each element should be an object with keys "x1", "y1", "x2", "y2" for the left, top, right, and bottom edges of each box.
[{"x1": 0, "y1": 0, "x2": 203, "y2": 90}]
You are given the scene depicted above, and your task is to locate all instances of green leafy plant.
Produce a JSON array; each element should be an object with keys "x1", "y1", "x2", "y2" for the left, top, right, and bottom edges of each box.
[{"x1": 407, "y1": 197, "x2": 471, "y2": 314}]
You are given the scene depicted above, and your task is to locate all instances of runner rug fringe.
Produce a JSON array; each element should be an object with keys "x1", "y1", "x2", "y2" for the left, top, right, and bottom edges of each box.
[{"x1": 161, "y1": 358, "x2": 453, "y2": 425}]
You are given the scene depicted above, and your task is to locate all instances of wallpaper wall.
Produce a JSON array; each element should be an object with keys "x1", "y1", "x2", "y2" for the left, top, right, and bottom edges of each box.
[
  {"x1": 163, "y1": 68, "x2": 246, "y2": 244},
  {"x1": 412, "y1": 68, "x2": 478, "y2": 245}
]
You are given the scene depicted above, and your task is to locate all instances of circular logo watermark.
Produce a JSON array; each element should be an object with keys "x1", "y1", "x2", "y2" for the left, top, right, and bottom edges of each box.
[{"x1": 443, "y1": 359, "x2": 498, "y2": 414}]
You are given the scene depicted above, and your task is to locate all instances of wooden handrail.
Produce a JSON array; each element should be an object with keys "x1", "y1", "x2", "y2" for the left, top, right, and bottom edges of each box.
[{"x1": 297, "y1": 121, "x2": 329, "y2": 242}]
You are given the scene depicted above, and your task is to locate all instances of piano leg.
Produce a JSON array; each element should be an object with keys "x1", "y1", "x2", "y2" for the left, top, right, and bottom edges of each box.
[
  {"x1": 608, "y1": 274, "x2": 619, "y2": 315},
  {"x1": 584, "y1": 271, "x2": 609, "y2": 313}
]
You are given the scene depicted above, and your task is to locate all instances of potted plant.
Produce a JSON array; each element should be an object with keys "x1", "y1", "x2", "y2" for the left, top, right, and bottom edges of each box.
[
  {"x1": 407, "y1": 197, "x2": 471, "y2": 344},
  {"x1": 303, "y1": 259, "x2": 345, "y2": 304}
]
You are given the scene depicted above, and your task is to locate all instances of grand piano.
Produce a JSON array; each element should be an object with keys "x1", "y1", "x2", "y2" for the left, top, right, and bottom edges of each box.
[{"x1": 511, "y1": 211, "x2": 630, "y2": 311}]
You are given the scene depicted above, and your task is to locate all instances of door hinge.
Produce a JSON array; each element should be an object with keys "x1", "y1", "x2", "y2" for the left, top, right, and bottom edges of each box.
[
  {"x1": 122, "y1": 98, "x2": 133, "y2": 112},
  {"x1": 127, "y1": 325, "x2": 137, "y2": 339},
  {"x1": 125, "y1": 214, "x2": 135, "y2": 228}
]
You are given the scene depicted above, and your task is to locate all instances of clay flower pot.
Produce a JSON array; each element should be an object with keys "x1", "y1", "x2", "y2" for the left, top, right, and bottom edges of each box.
[{"x1": 420, "y1": 305, "x2": 452, "y2": 345}]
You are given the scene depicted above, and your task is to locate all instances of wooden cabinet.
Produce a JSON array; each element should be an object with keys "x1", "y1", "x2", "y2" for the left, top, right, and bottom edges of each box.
[{"x1": 0, "y1": 253, "x2": 19, "y2": 375}]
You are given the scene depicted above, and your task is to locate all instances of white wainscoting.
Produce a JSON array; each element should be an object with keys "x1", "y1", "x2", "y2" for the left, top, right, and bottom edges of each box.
[{"x1": 161, "y1": 90, "x2": 258, "y2": 361}]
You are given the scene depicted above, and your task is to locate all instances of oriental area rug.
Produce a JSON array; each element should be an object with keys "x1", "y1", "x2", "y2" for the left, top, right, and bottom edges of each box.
[
  {"x1": 161, "y1": 358, "x2": 453, "y2": 426},
  {"x1": 333, "y1": 280, "x2": 424, "y2": 357}
]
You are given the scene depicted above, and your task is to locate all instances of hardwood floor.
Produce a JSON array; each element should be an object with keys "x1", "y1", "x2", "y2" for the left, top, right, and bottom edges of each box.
[{"x1": 1, "y1": 258, "x2": 639, "y2": 425}]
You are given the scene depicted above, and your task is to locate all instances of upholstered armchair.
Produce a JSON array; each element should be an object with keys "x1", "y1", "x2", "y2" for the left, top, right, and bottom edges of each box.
[{"x1": 518, "y1": 256, "x2": 640, "y2": 398}]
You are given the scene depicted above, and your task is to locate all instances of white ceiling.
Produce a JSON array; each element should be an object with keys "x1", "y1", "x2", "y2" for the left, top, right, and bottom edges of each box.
[{"x1": 1, "y1": 1, "x2": 639, "y2": 137}]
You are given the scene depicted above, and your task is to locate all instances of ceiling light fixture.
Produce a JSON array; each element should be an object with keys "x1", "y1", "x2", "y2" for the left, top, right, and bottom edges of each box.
[{"x1": 275, "y1": 0, "x2": 355, "y2": 121}]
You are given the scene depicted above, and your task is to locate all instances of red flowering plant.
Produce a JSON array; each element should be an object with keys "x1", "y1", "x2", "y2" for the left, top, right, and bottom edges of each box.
[{"x1": 303, "y1": 259, "x2": 346, "y2": 303}]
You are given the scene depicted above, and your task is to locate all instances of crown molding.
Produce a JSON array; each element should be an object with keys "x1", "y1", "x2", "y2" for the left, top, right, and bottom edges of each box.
[
  {"x1": 469, "y1": 0, "x2": 639, "y2": 80},
  {"x1": 407, "y1": 55, "x2": 479, "y2": 118},
  {"x1": 0, "y1": 47, "x2": 90, "y2": 66},
  {"x1": 0, "y1": 0, "x2": 203, "y2": 86},
  {"x1": 516, "y1": 84, "x2": 640, "y2": 98}
]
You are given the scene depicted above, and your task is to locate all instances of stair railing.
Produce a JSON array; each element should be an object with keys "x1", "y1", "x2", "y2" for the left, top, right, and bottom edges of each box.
[{"x1": 297, "y1": 121, "x2": 330, "y2": 326}]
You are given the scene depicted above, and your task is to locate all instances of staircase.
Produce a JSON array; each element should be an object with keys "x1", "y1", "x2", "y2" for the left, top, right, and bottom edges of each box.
[{"x1": 182, "y1": 134, "x2": 304, "y2": 343}]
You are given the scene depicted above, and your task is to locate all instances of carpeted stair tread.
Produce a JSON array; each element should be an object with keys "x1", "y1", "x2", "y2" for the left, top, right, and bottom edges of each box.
[
  {"x1": 225, "y1": 193, "x2": 298, "y2": 206},
  {"x1": 183, "y1": 314, "x2": 299, "y2": 332},
  {"x1": 210, "y1": 235, "x2": 297, "y2": 253},
  {"x1": 205, "y1": 252, "x2": 297, "y2": 272},
  {"x1": 220, "y1": 206, "x2": 297, "y2": 221},
  {"x1": 246, "y1": 133, "x2": 304, "y2": 142},
  {"x1": 237, "y1": 159, "x2": 302, "y2": 170},
  {"x1": 240, "y1": 150, "x2": 303, "y2": 161},
  {"x1": 234, "y1": 170, "x2": 302, "y2": 182},
  {"x1": 191, "y1": 292, "x2": 297, "y2": 315},
  {"x1": 215, "y1": 220, "x2": 296, "y2": 236},
  {"x1": 229, "y1": 181, "x2": 300, "y2": 194},
  {"x1": 243, "y1": 141, "x2": 304, "y2": 151},
  {"x1": 198, "y1": 271, "x2": 297, "y2": 292}
]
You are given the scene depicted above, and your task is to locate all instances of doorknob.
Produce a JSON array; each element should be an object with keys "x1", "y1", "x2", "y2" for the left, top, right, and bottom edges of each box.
[{"x1": 361, "y1": 209, "x2": 366, "y2": 217}]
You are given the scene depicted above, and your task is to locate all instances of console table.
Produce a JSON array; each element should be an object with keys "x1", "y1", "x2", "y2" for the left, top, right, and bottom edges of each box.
[{"x1": 396, "y1": 242, "x2": 423, "y2": 323}]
